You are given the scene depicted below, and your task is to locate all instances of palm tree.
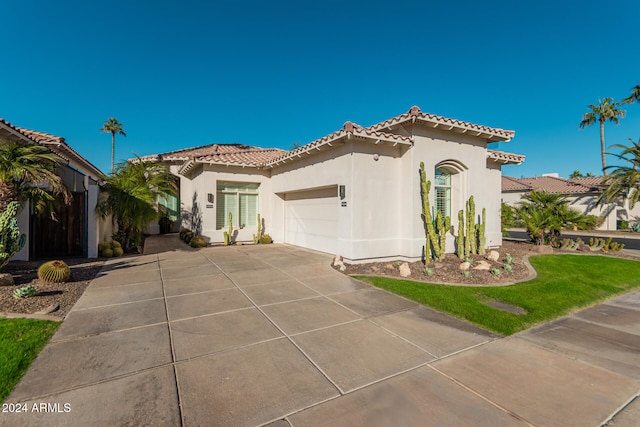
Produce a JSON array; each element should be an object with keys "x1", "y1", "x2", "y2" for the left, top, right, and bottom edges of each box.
[
  {"x1": 579, "y1": 98, "x2": 626, "y2": 175},
  {"x1": 517, "y1": 190, "x2": 586, "y2": 245},
  {"x1": 97, "y1": 157, "x2": 176, "y2": 250},
  {"x1": 100, "y1": 118, "x2": 126, "y2": 174},
  {"x1": 623, "y1": 82, "x2": 640, "y2": 104},
  {"x1": 0, "y1": 139, "x2": 71, "y2": 216},
  {"x1": 597, "y1": 138, "x2": 640, "y2": 214}
]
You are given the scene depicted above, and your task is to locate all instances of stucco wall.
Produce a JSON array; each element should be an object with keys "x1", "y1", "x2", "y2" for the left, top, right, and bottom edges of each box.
[{"x1": 179, "y1": 164, "x2": 272, "y2": 243}]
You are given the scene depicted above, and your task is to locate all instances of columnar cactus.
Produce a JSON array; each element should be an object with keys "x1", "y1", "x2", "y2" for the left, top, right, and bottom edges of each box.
[
  {"x1": 0, "y1": 201, "x2": 26, "y2": 270},
  {"x1": 434, "y1": 211, "x2": 451, "y2": 260},
  {"x1": 419, "y1": 162, "x2": 438, "y2": 261},
  {"x1": 467, "y1": 196, "x2": 477, "y2": 255},
  {"x1": 223, "y1": 212, "x2": 233, "y2": 245},
  {"x1": 253, "y1": 213, "x2": 262, "y2": 244},
  {"x1": 457, "y1": 210, "x2": 465, "y2": 259},
  {"x1": 477, "y1": 207, "x2": 487, "y2": 255}
]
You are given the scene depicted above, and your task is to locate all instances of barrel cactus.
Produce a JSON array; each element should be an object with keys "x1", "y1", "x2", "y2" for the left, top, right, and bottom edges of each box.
[
  {"x1": 189, "y1": 235, "x2": 207, "y2": 248},
  {"x1": 38, "y1": 260, "x2": 71, "y2": 283},
  {"x1": 14, "y1": 284, "x2": 37, "y2": 299}
]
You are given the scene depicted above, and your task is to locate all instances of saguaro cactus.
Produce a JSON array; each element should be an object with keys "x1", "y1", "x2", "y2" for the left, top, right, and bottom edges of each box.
[
  {"x1": 223, "y1": 212, "x2": 233, "y2": 245},
  {"x1": 0, "y1": 202, "x2": 26, "y2": 270},
  {"x1": 253, "y1": 213, "x2": 262, "y2": 244},
  {"x1": 457, "y1": 210, "x2": 465, "y2": 259},
  {"x1": 467, "y1": 196, "x2": 477, "y2": 255},
  {"x1": 434, "y1": 210, "x2": 451, "y2": 260},
  {"x1": 419, "y1": 162, "x2": 438, "y2": 261},
  {"x1": 477, "y1": 208, "x2": 487, "y2": 255}
]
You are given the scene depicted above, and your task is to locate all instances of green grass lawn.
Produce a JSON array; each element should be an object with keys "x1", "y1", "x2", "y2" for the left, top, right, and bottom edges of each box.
[
  {"x1": 356, "y1": 254, "x2": 640, "y2": 336},
  {"x1": 0, "y1": 318, "x2": 59, "y2": 402}
]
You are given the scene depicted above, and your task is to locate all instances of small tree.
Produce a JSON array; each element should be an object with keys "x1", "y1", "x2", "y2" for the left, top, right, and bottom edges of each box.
[
  {"x1": 0, "y1": 140, "x2": 71, "y2": 217},
  {"x1": 97, "y1": 158, "x2": 176, "y2": 251},
  {"x1": 517, "y1": 190, "x2": 586, "y2": 245},
  {"x1": 597, "y1": 138, "x2": 640, "y2": 213}
]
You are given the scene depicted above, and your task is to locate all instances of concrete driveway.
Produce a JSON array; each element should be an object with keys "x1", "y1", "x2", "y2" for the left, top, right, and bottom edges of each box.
[{"x1": 3, "y1": 235, "x2": 639, "y2": 426}]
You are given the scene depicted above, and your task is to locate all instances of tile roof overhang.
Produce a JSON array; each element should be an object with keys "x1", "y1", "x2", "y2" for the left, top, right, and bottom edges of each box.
[
  {"x1": 0, "y1": 118, "x2": 104, "y2": 179},
  {"x1": 265, "y1": 121, "x2": 413, "y2": 167},
  {"x1": 502, "y1": 175, "x2": 604, "y2": 194},
  {"x1": 487, "y1": 149, "x2": 525, "y2": 165},
  {"x1": 367, "y1": 106, "x2": 515, "y2": 142}
]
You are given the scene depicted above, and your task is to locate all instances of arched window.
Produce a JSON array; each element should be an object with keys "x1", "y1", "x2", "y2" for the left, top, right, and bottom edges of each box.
[{"x1": 434, "y1": 168, "x2": 451, "y2": 219}]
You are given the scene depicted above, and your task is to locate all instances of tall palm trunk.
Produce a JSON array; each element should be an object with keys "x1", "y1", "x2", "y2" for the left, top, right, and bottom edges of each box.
[
  {"x1": 111, "y1": 133, "x2": 115, "y2": 174},
  {"x1": 599, "y1": 119, "x2": 607, "y2": 176},
  {"x1": 0, "y1": 181, "x2": 19, "y2": 213}
]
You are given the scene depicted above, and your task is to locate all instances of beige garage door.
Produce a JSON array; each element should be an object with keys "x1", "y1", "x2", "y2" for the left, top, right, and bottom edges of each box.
[{"x1": 284, "y1": 186, "x2": 338, "y2": 254}]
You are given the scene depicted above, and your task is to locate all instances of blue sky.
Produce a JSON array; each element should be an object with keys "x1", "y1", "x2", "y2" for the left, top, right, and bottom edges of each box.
[{"x1": 3, "y1": 0, "x2": 639, "y2": 178}]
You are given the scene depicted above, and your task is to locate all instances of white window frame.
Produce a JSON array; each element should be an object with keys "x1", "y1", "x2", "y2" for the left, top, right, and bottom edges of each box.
[
  {"x1": 216, "y1": 182, "x2": 259, "y2": 229},
  {"x1": 434, "y1": 168, "x2": 451, "y2": 219}
]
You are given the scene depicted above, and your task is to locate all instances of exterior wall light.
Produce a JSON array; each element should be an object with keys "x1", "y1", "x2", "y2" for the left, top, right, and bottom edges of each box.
[
  {"x1": 339, "y1": 185, "x2": 346, "y2": 200},
  {"x1": 207, "y1": 193, "x2": 214, "y2": 203}
]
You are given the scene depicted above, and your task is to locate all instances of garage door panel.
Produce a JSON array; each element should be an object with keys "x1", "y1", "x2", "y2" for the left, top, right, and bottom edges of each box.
[{"x1": 284, "y1": 187, "x2": 338, "y2": 254}]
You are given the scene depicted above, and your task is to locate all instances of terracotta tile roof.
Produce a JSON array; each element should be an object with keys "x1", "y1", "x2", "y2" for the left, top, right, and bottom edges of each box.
[
  {"x1": 487, "y1": 149, "x2": 525, "y2": 165},
  {"x1": 569, "y1": 176, "x2": 606, "y2": 187},
  {"x1": 502, "y1": 176, "x2": 601, "y2": 194},
  {"x1": 502, "y1": 176, "x2": 533, "y2": 191},
  {"x1": 265, "y1": 121, "x2": 413, "y2": 166},
  {"x1": 367, "y1": 106, "x2": 515, "y2": 142},
  {"x1": 0, "y1": 118, "x2": 104, "y2": 178},
  {"x1": 141, "y1": 143, "x2": 288, "y2": 174}
]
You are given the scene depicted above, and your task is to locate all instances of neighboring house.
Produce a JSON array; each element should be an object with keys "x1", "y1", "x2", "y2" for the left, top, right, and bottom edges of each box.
[
  {"x1": 143, "y1": 106, "x2": 524, "y2": 262},
  {"x1": 501, "y1": 175, "x2": 640, "y2": 230},
  {"x1": 0, "y1": 119, "x2": 106, "y2": 260}
]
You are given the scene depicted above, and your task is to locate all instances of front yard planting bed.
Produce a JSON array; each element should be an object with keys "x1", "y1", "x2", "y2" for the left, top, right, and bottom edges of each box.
[
  {"x1": 356, "y1": 255, "x2": 640, "y2": 335},
  {"x1": 0, "y1": 318, "x2": 59, "y2": 402}
]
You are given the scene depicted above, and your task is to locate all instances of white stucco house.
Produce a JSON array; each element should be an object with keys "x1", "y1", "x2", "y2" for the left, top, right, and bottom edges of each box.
[
  {"x1": 0, "y1": 118, "x2": 107, "y2": 260},
  {"x1": 144, "y1": 106, "x2": 524, "y2": 262},
  {"x1": 502, "y1": 175, "x2": 640, "y2": 231}
]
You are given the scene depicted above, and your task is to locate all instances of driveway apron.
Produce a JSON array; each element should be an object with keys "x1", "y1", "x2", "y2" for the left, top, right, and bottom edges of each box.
[{"x1": 3, "y1": 234, "x2": 639, "y2": 426}]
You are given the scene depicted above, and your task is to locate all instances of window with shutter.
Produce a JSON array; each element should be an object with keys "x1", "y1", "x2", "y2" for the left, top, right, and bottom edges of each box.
[{"x1": 216, "y1": 182, "x2": 259, "y2": 229}]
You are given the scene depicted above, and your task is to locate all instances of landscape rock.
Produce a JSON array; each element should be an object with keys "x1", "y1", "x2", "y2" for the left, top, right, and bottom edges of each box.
[
  {"x1": 35, "y1": 303, "x2": 60, "y2": 315},
  {"x1": 459, "y1": 262, "x2": 471, "y2": 271},
  {"x1": 472, "y1": 260, "x2": 491, "y2": 270},
  {"x1": 577, "y1": 243, "x2": 591, "y2": 252},
  {"x1": 339, "y1": 264, "x2": 346, "y2": 272},
  {"x1": 534, "y1": 245, "x2": 554, "y2": 254},
  {"x1": 487, "y1": 250, "x2": 500, "y2": 262},
  {"x1": 0, "y1": 273, "x2": 14, "y2": 286},
  {"x1": 399, "y1": 262, "x2": 411, "y2": 278},
  {"x1": 332, "y1": 255, "x2": 343, "y2": 266},
  {"x1": 384, "y1": 263, "x2": 395, "y2": 271}
]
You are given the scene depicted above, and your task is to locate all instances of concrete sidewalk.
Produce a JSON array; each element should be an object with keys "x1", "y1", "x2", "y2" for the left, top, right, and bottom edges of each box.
[{"x1": 2, "y1": 234, "x2": 639, "y2": 426}]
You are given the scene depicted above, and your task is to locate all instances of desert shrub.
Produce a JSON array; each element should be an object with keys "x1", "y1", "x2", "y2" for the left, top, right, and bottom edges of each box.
[
  {"x1": 98, "y1": 242, "x2": 111, "y2": 253},
  {"x1": 112, "y1": 247, "x2": 124, "y2": 257},
  {"x1": 577, "y1": 214, "x2": 604, "y2": 231},
  {"x1": 101, "y1": 248, "x2": 113, "y2": 258},
  {"x1": 617, "y1": 220, "x2": 630, "y2": 230},
  {"x1": 179, "y1": 229, "x2": 192, "y2": 241},
  {"x1": 259, "y1": 234, "x2": 273, "y2": 244},
  {"x1": 110, "y1": 241, "x2": 122, "y2": 249},
  {"x1": 501, "y1": 202, "x2": 516, "y2": 236},
  {"x1": 189, "y1": 235, "x2": 207, "y2": 248}
]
